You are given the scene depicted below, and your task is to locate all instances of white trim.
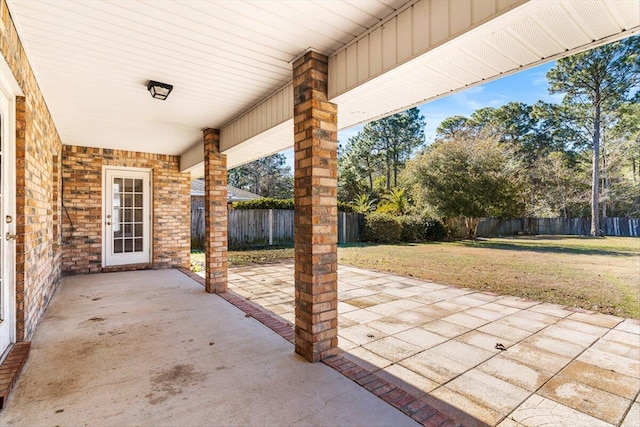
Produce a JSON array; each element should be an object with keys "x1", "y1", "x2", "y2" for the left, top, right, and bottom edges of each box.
[
  {"x1": 0, "y1": 55, "x2": 23, "y2": 98},
  {"x1": 102, "y1": 166, "x2": 153, "y2": 267},
  {"x1": 0, "y1": 53, "x2": 19, "y2": 352}
]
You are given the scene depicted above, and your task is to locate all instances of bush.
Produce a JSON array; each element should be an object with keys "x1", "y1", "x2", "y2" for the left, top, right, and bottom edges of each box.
[
  {"x1": 366, "y1": 214, "x2": 447, "y2": 243},
  {"x1": 398, "y1": 216, "x2": 447, "y2": 242},
  {"x1": 364, "y1": 212, "x2": 402, "y2": 243},
  {"x1": 399, "y1": 215, "x2": 425, "y2": 242},
  {"x1": 233, "y1": 198, "x2": 294, "y2": 210},
  {"x1": 422, "y1": 218, "x2": 447, "y2": 241},
  {"x1": 338, "y1": 201, "x2": 356, "y2": 213},
  {"x1": 234, "y1": 198, "x2": 355, "y2": 212}
]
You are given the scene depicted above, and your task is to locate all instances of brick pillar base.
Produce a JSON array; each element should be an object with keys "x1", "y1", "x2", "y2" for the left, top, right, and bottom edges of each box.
[
  {"x1": 293, "y1": 51, "x2": 339, "y2": 362},
  {"x1": 203, "y1": 128, "x2": 228, "y2": 293}
]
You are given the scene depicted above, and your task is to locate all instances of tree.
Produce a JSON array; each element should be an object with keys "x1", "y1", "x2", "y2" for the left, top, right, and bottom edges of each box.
[
  {"x1": 603, "y1": 102, "x2": 640, "y2": 217},
  {"x1": 546, "y1": 35, "x2": 640, "y2": 236},
  {"x1": 404, "y1": 138, "x2": 523, "y2": 239},
  {"x1": 535, "y1": 151, "x2": 591, "y2": 218},
  {"x1": 611, "y1": 102, "x2": 640, "y2": 182},
  {"x1": 435, "y1": 115, "x2": 470, "y2": 141},
  {"x1": 435, "y1": 102, "x2": 567, "y2": 216},
  {"x1": 367, "y1": 108, "x2": 426, "y2": 189},
  {"x1": 531, "y1": 101, "x2": 587, "y2": 154},
  {"x1": 227, "y1": 153, "x2": 293, "y2": 198},
  {"x1": 337, "y1": 160, "x2": 363, "y2": 203},
  {"x1": 338, "y1": 134, "x2": 377, "y2": 201},
  {"x1": 339, "y1": 108, "x2": 426, "y2": 198}
]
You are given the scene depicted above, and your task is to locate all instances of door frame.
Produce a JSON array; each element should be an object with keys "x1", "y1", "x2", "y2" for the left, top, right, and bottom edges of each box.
[
  {"x1": 102, "y1": 166, "x2": 153, "y2": 267},
  {"x1": 0, "y1": 54, "x2": 21, "y2": 359}
]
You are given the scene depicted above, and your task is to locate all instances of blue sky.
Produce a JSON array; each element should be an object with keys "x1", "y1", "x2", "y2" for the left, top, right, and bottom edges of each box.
[{"x1": 282, "y1": 61, "x2": 563, "y2": 170}]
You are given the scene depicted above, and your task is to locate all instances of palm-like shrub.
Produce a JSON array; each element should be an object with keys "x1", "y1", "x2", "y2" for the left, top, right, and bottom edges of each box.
[
  {"x1": 351, "y1": 194, "x2": 376, "y2": 214},
  {"x1": 377, "y1": 187, "x2": 409, "y2": 215}
]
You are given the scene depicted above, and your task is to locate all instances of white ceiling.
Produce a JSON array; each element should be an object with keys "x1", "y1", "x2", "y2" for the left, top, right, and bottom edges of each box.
[
  {"x1": 6, "y1": 0, "x2": 639, "y2": 171},
  {"x1": 6, "y1": 0, "x2": 407, "y2": 155}
]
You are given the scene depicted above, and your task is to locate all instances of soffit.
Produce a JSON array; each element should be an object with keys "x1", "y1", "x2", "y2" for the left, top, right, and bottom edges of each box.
[
  {"x1": 333, "y1": 0, "x2": 640, "y2": 129},
  {"x1": 5, "y1": 0, "x2": 407, "y2": 155}
]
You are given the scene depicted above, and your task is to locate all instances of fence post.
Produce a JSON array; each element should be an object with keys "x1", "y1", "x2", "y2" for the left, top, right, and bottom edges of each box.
[
  {"x1": 342, "y1": 212, "x2": 346, "y2": 243},
  {"x1": 269, "y1": 209, "x2": 273, "y2": 246}
]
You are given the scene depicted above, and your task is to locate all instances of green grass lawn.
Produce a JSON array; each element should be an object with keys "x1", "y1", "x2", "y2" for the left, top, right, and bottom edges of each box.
[
  {"x1": 191, "y1": 246, "x2": 294, "y2": 270},
  {"x1": 191, "y1": 236, "x2": 640, "y2": 318}
]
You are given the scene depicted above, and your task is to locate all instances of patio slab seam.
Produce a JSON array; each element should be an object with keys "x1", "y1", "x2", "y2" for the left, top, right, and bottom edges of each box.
[
  {"x1": 178, "y1": 267, "x2": 465, "y2": 427},
  {"x1": 499, "y1": 321, "x2": 637, "y2": 426},
  {"x1": 375, "y1": 315, "x2": 562, "y2": 427},
  {"x1": 413, "y1": 306, "x2": 633, "y2": 427}
]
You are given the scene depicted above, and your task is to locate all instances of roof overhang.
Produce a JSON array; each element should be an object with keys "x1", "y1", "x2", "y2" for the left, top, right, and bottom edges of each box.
[{"x1": 6, "y1": 0, "x2": 639, "y2": 176}]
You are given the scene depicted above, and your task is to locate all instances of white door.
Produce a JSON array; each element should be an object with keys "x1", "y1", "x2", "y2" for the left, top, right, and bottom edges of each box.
[
  {"x1": 103, "y1": 168, "x2": 151, "y2": 266},
  {"x1": 0, "y1": 88, "x2": 16, "y2": 358}
]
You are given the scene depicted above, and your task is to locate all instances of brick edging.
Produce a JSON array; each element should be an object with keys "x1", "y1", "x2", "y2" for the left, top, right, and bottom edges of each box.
[
  {"x1": 177, "y1": 268, "x2": 463, "y2": 427},
  {"x1": 322, "y1": 355, "x2": 462, "y2": 427},
  {"x1": 178, "y1": 267, "x2": 207, "y2": 286},
  {"x1": 0, "y1": 341, "x2": 31, "y2": 409},
  {"x1": 178, "y1": 268, "x2": 296, "y2": 342}
]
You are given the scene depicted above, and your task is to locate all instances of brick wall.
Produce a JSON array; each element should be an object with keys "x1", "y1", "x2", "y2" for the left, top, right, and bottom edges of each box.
[
  {"x1": 62, "y1": 146, "x2": 191, "y2": 275},
  {"x1": 1, "y1": 0, "x2": 64, "y2": 341}
]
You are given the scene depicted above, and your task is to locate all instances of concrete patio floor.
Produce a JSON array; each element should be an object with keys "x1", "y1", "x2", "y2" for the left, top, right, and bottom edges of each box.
[
  {"x1": 228, "y1": 262, "x2": 640, "y2": 427},
  {"x1": 0, "y1": 270, "x2": 419, "y2": 426}
]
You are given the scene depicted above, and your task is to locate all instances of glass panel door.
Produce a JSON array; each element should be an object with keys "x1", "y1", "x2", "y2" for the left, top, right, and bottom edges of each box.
[
  {"x1": 104, "y1": 168, "x2": 151, "y2": 266},
  {"x1": 112, "y1": 177, "x2": 145, "y2": 254}
]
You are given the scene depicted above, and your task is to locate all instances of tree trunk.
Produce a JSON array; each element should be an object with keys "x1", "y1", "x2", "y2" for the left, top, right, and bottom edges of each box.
[
  {"x1": 530, "y1": 183, "x2": 535, "y2": 217},
  {"x1": 386, "y1": 164, "x2": 391, "y2": 191},
  {"x1": 464, "y1": 217, "x2": 481, "y2": 240},
  {"x1": 590, "y1": 100, "x2": 601, "y2": 237},
  {"x1": 366, "y1": 158, "x2": 373, "y2": 191},
  {"x1": 393, "y1": 165, "x2": 398, "y2": 188},
  {"x1": 393, "y1": 150, "x2": 399, "y2": 188},
  {"x1": 601, "y1": 133, "x2": 608, "y2": 219}
]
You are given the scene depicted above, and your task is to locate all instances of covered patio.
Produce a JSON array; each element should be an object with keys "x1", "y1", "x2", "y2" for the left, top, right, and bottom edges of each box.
[
  {"x1": 3, "y1": 0, "x2": 638, "y2": 365},
  {"x1": 2, "y1": 267, "x2": 638, "y2": 426},
  {"x1": 0, "y1": 0, "x2": 638, "y2": 425},
  {"x1": 0, "y1": 269, "x2": 420, "y2": 426}
]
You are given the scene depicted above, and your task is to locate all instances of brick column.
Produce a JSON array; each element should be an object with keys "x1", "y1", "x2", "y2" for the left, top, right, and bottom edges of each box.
[
  {"x1": 293, "y1": 51, "x2": 338, "y2": 362},
  {"x1": 203, "y1": 128, "x2": 228, "y2": 293}
]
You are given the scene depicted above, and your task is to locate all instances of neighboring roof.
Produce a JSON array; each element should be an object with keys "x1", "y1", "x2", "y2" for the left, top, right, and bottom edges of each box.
[
  {"x1": 191, "y1": 180, "x2": 261, "y2": 203},
  {"x1": 227, "y1": 186, "x2": 262, "y2": 203}
]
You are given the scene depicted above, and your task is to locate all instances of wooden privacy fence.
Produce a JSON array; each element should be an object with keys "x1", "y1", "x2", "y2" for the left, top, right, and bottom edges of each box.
[
  {"x1": 191, "y1": 208, "x2": 363, "y2": 249},
  {"x1": 447, "y1": 217, "x2": 640, "y2": 238}
]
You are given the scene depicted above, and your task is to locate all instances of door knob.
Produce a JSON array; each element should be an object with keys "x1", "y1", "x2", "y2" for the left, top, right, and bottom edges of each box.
[{"x1": 5, "y1": 232, "x2": 17, "y2": 241}]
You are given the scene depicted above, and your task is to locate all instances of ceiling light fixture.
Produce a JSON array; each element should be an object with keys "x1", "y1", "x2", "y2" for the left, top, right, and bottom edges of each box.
[{"x1": 147, "y1": 80, "x2": 173, "y2": 100}]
